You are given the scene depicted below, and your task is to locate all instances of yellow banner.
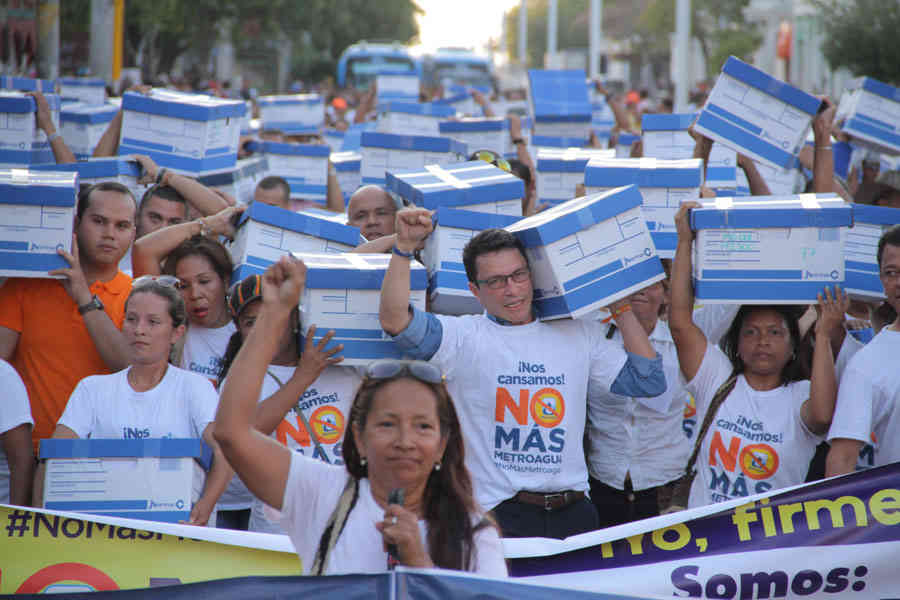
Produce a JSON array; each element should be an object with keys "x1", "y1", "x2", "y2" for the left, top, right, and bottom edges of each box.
[{"x1": 0, "y1": 505, "x2": 300, "y2": 593}]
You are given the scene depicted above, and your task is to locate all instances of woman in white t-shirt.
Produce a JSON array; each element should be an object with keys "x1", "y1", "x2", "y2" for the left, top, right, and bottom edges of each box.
[
  {"x1": 215, "y1": 273, "x2": 360, "y2": 533},
  {"x1": 45, "y1": 277, "x2": 232, "y2": 526},
  {"x1": 669, "y1": 203, "x2": 846, "y2": 508},
  {"x1": 160, "y1": 236, "x2": 237, "y2": 389},
  {"x1": 214, "y1": 256, "x2": 506, "y2": 576}
]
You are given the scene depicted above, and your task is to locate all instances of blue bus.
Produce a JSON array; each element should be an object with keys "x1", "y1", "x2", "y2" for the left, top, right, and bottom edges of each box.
[
  {"x1": 422, "y1": 48, "x2": 495, "y2": 92},
  {"x1": 336, "y1": 41, "x2": 420, "y2": 89}
]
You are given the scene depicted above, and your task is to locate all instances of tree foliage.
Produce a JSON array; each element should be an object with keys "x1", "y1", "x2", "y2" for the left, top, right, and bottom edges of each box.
[
  {"x1": 638, "y1": 0, "x2": 761, "y2": 79},
  {"x1": 503, "y1": 0, "x2": 591, "y2": 69},
  {"x1": 814, "y1": 0, "x2": 900, "y2": 85},
  {"x1": 61, "y1": 0, "x2": 421, "y2": 85}
]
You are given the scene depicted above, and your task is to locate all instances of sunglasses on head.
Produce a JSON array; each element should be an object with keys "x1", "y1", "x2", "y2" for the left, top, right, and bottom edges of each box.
[
  {"x1": 473, "y1": 150, "x2": 512, "y2": 174},
  {"x1": 364, "y1": 360, "x2": 444, "y2": 385},
  {"x1": 132, "y1": 275, "x2": 182, "y2": 290}
]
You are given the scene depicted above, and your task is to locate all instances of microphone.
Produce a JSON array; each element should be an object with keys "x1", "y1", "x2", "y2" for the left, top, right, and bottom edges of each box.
[{"x1": 386, "y1": 488, "x2": 405, "y2": 569}]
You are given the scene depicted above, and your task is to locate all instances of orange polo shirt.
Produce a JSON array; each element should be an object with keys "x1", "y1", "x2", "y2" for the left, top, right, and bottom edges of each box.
[{"x1": 0, "y1": 272, "x2": 132, "y2": 451}]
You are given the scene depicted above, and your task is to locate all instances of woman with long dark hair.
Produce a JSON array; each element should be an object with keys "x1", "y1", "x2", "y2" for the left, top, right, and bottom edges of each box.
[
  {"x1": 214, "y1": 255, "x2": 505, "y2": 575},
  {"x1": 669, "y1": 202, "x2": 846, "y2": 508}
]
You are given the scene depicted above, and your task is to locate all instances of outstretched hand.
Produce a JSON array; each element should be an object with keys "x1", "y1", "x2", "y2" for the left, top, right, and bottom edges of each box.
[{"x1": 815, "y1": 285, "x2": 849, "y2": 338}]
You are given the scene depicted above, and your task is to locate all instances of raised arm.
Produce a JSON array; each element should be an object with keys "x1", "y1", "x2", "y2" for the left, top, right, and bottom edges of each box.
[
  {"x1": 92, "y1": 110, "x2": 123, "y2": 157},
  {"x1": 669, "y1": 202, "x2": 708, "y2": 381},
  {"x1": 254, "y1": 326, "x2": 343, "y2": 434},
  {"x1": 595, "y1": 82, "x2": 633, "y2": 134},
  {"x1": 324, "y1": 159, "x2": 346, "y2": 213},
  {"x1": 49, "y1": 235, "x2": 131, "y2": 371},
  {"x1": 737, "y1": 154, "x2": 772, "y2": 196},
  {"x1": 811, "y1": 98, "x2": 836, "y2": 195},
  {"x1": 131, "y1": 205, "x2": 244, "y2": 277},
  {"x1": 801, "y1": 286, "x2": 846, "y2": 435},
  {"x1": 472, "y1": 90, "x2": 495, "y2": 117},
  {"x1": 379, "y1": 208, "x2": 433, "y2": 335},
  {"x1": 213, "y1": 256, "x2": 306, "y2": 510},
  {"x1": 28, "y1": 92, "x2": 76, "y2": 164},
  {"x1": 134, "y1": 155, "x2": 233, "y2": 216}
]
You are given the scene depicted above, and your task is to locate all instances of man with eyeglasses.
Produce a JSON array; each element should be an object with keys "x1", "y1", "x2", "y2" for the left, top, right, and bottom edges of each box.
[
  {"x1": 380, "y1": 208, "x2": 665, "y2": 539},
  {"x1": 0, "y1": 182, "x2": 138, "y2": 453}
]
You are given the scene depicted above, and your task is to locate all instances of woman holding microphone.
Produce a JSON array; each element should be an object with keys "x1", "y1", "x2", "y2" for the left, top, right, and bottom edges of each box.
[{"x1": 214, "y1": 256, "x2": 506, "y2": 576}]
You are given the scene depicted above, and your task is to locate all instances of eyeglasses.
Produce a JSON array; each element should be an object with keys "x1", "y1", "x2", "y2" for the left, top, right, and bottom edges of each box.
[
  {"x1": 364, "y1": 360, "x2": 445, "y2": 384},
  {"x1": 132, "y1": 275, "x2": 182, "y2": 290},
  {"x1": 475, "y1": 267, "x2": 531, "y2": 290},
  {"x1": 473, "y1": 150, "x2": 512, "y2": 174}
]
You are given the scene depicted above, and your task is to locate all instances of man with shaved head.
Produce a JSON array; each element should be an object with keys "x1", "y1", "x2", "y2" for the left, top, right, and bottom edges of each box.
[{"x1": 347, "y1": 185, "x2": 397, "y2": 241}]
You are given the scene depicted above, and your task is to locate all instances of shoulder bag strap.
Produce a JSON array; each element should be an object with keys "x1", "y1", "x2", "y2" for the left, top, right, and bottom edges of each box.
[
  {"x1": 684, "y1": 373, "x2": 738, "y2": 476},
  {"x1": 310, "y1": 476, "x2": 359, "y2": 575}
]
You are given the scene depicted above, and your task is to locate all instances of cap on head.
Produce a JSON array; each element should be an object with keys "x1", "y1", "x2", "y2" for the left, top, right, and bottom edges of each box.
[{"x1": 228, "y1": 274, "x2": 263, "y2": 318}]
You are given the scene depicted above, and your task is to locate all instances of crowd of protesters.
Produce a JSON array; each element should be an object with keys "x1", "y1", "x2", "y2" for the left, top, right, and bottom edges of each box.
[{"x1": 0, "y1": 61, "x2": 898, "y2": 577}]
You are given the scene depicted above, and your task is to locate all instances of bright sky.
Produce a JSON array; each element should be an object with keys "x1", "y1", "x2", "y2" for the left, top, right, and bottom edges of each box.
[{"x1": 411, "y1": 0, "x2": 521, "y2": 59}]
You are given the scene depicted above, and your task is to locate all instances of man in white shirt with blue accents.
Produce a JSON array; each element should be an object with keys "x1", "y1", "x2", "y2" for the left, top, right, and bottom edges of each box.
[{"x1": 380, "y1": 208, "x2": 666, "y2": 539}]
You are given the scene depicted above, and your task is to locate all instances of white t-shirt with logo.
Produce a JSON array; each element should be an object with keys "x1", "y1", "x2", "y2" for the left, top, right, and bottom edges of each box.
[
  {"x1": 828, "y1": 328, "x2": 900, "y2": 468},
  {"x1": 432, "y1": 314, "x2": 626, "y2": 510},
  {"x1": 686, "y1": 342, "x2": 820, "y2": 508},
  {"x1": 587, "y1": 320, "x2": 691, "y2": 490},
  {"x1": 280, "y1": 451, "x2": 507, "y2": 576},
  {"x1": 58, "y1": 366, "x2": 217, "y2": 440},
  {"x1": 179, "y1": 322, "x2": 237, "y2": 389},
  {"x1": 0, "y1": 359, "x2": 33, "y2": 504},
  {"x1": 243, "y1": 364, "x2": 361, "y2": 532}
]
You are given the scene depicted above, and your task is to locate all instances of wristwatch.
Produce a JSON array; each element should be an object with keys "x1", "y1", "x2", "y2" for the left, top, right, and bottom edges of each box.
[
  {"x1": 511, "y1": 137, "x2": 526, "y2": 146},
  {"x1": 78, "y1": 295, "x2": 105, "y2": 315}
]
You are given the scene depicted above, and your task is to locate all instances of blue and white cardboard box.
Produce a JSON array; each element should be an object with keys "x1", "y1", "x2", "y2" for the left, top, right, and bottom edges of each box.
[
  {"x1": 59, "y1": 102, "x2": 119, "y2": 159},
  {"x1": 531, "y1": 135, "x2": 590, "y2": 151},
  {"x1": 197, "y1": 155, "x2": 269, "y2": 205},
  {"x1": 229, "y1": 203, "x2": 360, "y2": 281},
  {"x1": 0, "y1": 91, "x2": 60, "y2": 167},
  {"x1": 376, "y1": 101, "x2": 455, "y2": 136},
  {"x1": 535, "y1": 147, "x2": 615, "y2": 207},
  {"x1": 527, "y1": 69, "x2": 591, "y2": 138},
  {"x1": 331, "y1": 151, "x2": 362, "y2": 203},
  {"x1": 585, "y1": 157, "x2": 703, "y2": 258},
  {"x1": 434, "y1": 91, "x2": 476, "y2": 117},
  {"x1": 753, "y1": 158, "x2": 803, "y2": 196},
  {"x1": 0, "y1": 169, "x2": 77, "y2": 278},
  {"x1": 376, "y1": 72, "x2": 421, "y2": 103},
  {"x1": 119, "y1": 89, "x2": 246, "y2": 174},
  {"x1": 386, "y1": 160, "x2": 523, "y2": 216},
  {"x1": 261, "y1": 141, "x2": 329, "y2": 203},
  {"x1": 690, "y1": 194, "x2": 851, "y2": 303},
  {"x1": 835, "y1": 77, "x2": 900, "y2": 156},
  {"x1": 59, "y1": 77, "x2": 107, "y2": 106},
  {"x1": 694, "y1": 56, "x2": 822, "y2": 170},
  {"x1": 422, "y1": 208, "x2": 522, "y2": 315},
  {"x1": 0, "y1": 76, "x2": 55, "y2": 93},
  {"x1": 438, "y1": 117, "x2": 508, "y2": 155},
  {"x1": 40, "y1": 438, "x2": 209, "y2": 524},
  {"x1": 505, "y1": 185, "x2": 665, "y2": 320},
  {"x1": 258, "y1": 93, "x2": 323, "y2": 135},
  {"x1": 845, "y1": 204, "x2": 900, "y2": 300},
  {"x1": 615, "y1": 132, "x2": 640, "y2": 158},
  {"x1": 294, "y1": 252, "x2": 427, "y2": 365},
  {"x1": 31, "y1": 158, "x2": 146, "y2": 208},
  {"x1": 360, "y1": 131, "x2": 467, "y2": 186},
  {"x1": 323, "y1": 128, "x2": 345, "y2": 153},
  {"x1": 640, "y1": 111, "x2": 739, "y2": 187},
  {"x1": 641, "y1": 113, "x2": 697, "y2": 158}
]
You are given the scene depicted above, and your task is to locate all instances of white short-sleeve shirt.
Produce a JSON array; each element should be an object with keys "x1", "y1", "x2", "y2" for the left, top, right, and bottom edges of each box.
[
  {"x1": 686, "y1": 342, "x2": 820, "y2": 508},
  {"x1": 279, "y1": 451, "x2": 507, "y2": 576}
]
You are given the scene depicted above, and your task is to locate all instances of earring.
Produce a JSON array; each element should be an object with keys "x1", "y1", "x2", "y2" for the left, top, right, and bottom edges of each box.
[
  {"x1": 433, "y1": 461, "x2": 441, "y2": 472},
  {"x1": 360, "y1": 457, "x2": 367, "y2": 467}
]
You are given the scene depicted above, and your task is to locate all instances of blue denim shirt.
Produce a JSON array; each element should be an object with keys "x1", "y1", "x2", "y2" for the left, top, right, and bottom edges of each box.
[{"x1": 391, "y1": 306, "x2": 665, "y2": 397}]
